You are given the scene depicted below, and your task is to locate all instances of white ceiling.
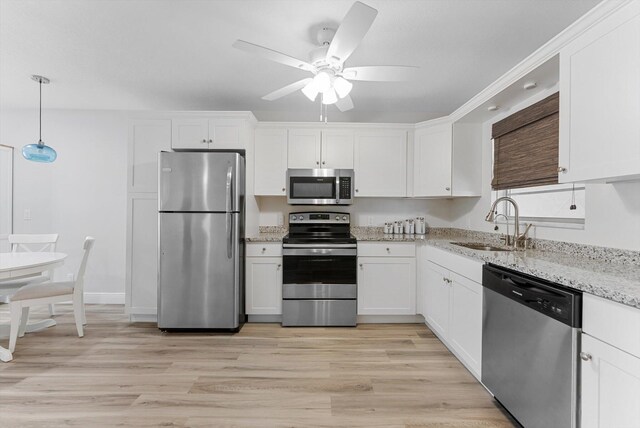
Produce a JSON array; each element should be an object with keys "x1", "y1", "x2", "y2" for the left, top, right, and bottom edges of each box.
[{"x1": 0, "y1": 0, "x2": 599, "y2": 123}]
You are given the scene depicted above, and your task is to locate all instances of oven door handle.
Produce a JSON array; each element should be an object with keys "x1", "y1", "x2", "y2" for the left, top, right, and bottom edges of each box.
[
  {"x1": 283, "y1": 243, "x2": 357, "y2": 249},
  {"x1": 283, "y1": 248, "x2": 357, "y2": 256}
]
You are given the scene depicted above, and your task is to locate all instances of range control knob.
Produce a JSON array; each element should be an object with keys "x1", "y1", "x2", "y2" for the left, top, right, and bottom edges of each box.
[
  {"x1": 342, "y1": 215, "x2": 347, "y2": 221},
  {"x1": 335, "y1": 215, "x2": 340, "y2": 220},
  {"x1": 291, "y1": 215, "x2": 297, "y2": 221}
]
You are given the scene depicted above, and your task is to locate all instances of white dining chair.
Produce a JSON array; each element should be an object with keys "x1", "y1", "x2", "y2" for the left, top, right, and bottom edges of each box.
[
  {"x1": 7, "y1": 236, "x2": 95, "y2": 354},
  {"x1": 4, "y1": 234, "x2": 59, "y2": 316}
]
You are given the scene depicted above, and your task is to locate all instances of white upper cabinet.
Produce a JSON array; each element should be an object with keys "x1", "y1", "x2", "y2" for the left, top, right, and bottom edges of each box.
[
  {"x1": 413, "y1": 122, "x2": 453, "y2": 197},
  {"x1": 172, "y1": 117, "x2": 244, "y2": 150},
  {"x1": 287, "y1": 128, "x2": 354, "y2": 169},
  {"x1": 288, "y1": 129, "x2": 322, "y2": 168},
  {"x1": 321, "y1": 130, "x2": 354, "y2": 169},
  {"x1": 559, "y1": 1, "x2": 640, "y2": 183},
  {"x1": 254, "y1": 128, "x2": 288, "y2": 196},
  {"x1": 354, "y1": 130, "x2": 407, "y2": 197}
]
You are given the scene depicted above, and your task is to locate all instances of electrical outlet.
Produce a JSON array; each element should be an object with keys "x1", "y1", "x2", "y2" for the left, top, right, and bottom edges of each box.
[
  {"x1": 367, "y1": 216, "x2": 374, "y2": 226},
  {"x1": 23, "y1": 208, "x2": 31, "y2": 221}
]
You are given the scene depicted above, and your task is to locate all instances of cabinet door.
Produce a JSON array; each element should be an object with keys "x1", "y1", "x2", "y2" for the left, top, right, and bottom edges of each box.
[
  {"x1": 255, "y1": 128, "x2": 288, "y2": 196},
  {"x1": 322, "y1": 130, "x2": 354, "y2": 169},
  {"x1": 354, "y1": 131, "x2": 407, "y2": 197},
  {"x1": 209, "y1": 118, "x2": 243, "y2": 149},
  {"x1": 423, "y1": 261, "x2": 450, "y2": 338},
  {"x1": 245, "y1": 257, "x2": 283, "y2": 315},
  {"x1": 171, "y1": 118, "x2": 209, "y2": 150},
  {"x1": 414, "y1": 123, "x2": 452, "y2": 197},
  {"x1": 581, "y1": 334, "x2": 640, "y2": 428},
  {"x1": 127, "y1": 194, "x2": 159, "y2": 315},
  {"x1": 357, "y1": 257, "x2": 416, "y2": 315},
  {"x1": 129, "y1": 119, "x2": 171, "y2": 192},
  {"x1": 449, "y1": 272, "x2": 482, "y2": 377},
  {"x1": 559, "y1": 3, "x2": 640, "y2": 182},
  {"x1": 288, "y1": 129, "x2": 321, "y2": 168}
]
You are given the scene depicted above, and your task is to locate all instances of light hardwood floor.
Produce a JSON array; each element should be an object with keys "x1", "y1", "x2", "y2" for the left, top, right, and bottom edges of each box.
[{"x1": 0, "y1": 305, "x2": 517, "y2": 427}]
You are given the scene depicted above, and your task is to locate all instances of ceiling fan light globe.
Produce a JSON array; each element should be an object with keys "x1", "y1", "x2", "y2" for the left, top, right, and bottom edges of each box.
[
  {"x1": 322, "y1": 88, "x2": 338, "y2": 105},
  {"x1": 334, "y1": 77, "x2": 353, "y2": 98},
  {"x1": 301, "y1": 81, "x2": 319, "y2": 101},
  {"x1": 314, "y1": 72, "x2": 332, "y2": 93}
]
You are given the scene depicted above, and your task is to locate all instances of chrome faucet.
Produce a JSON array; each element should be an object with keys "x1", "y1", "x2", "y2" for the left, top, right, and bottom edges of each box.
[{"x1": 485, "y1": 197, "x2": 531, "y2": 250}]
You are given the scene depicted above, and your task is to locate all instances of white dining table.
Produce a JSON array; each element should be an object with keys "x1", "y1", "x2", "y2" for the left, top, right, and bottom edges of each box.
[{"x1": 0, "y1": 252, "x2": 67, "y2": 362}]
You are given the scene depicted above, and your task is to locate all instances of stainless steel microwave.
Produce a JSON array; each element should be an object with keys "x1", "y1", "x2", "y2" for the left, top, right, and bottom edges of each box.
[{"x1": 286, "y1": 169, "x2": 354, "y2": 205}]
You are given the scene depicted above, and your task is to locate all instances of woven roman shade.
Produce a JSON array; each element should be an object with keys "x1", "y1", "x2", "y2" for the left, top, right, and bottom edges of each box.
[{"x1": 491, "y1": 92, "x2": 559, "y2": 190}]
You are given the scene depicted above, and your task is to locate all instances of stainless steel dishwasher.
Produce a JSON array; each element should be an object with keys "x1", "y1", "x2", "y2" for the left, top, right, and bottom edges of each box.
[{"x1": 482, "y1": 264, "x2": 582, "y2": 428}]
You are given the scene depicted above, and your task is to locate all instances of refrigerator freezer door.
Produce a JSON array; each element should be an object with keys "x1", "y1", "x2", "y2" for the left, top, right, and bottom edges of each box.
[
  {"x1": 159, "y1": 152, "x2": 244, "y2": 213},
  {"x1": 158, "y1": 212, "x2": 241, "y2": 329}
]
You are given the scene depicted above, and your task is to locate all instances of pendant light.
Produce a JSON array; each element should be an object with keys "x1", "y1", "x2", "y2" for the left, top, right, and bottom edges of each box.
[{"x1": 22, "y1": 75, "x2": 57, "y2": 163}]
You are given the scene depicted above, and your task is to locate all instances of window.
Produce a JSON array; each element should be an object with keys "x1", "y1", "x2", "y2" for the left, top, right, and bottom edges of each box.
[{"x1": 490, "y1": 91, "x2": 585, "y2": 227}]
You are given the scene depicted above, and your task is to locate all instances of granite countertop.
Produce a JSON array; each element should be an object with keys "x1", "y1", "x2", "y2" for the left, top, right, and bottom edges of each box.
[
  {"x1": 351, "y1": 227, "x2": 426, "y2": 242},
  {"x1": 245, "y1": 225, "x2": 640, "y2": 309},
  {"x1": 422, "y1": 233, "x2": 640, "y2": 310}
]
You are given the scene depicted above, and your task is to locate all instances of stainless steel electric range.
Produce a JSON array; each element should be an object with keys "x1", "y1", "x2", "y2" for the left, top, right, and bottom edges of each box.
[{"x1": 281, "y1": 212, "x2": 357, "y2": 327}]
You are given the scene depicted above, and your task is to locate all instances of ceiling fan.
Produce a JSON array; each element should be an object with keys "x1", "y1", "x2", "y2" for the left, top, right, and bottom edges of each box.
[{"x1": 232, "y1": 1, "x2": 418, "y2": 112}]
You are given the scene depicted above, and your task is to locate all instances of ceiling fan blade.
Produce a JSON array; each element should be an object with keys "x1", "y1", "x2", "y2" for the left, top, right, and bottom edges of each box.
[
  {"x1": 262, "y1": 78, "x2": 313, "y2": 101},
  {"x1": 233, "y1": 40, "x2": 315, "y2": 72},
  {"x1": 335, "y1": 95, "x2": 354, "y2": 112},
  {"x1": 341, "y1": 66, "x2": 419, "y2": 81},
  {"x1": 326, "y1": 1, "x2": 378, "y2": 64}
]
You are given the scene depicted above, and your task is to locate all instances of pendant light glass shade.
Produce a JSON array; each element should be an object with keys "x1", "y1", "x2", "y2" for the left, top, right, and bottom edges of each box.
[
  {"x1": 23, "y1": 75, "x2": 57, "y2": 163},
  {"x1": 22, "y1": 142, "x2": 57, "y2": 162}
]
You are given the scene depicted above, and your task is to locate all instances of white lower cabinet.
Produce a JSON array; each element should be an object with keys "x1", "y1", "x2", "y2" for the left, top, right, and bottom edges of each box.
[
  {"x1": 421, "y1": 246, "x2": 483, "y2": 379},
  {"x1": 581, "y1": 333, "x2": 640, "y2": 428},
  {"x1": 581, "y1": 293, "x2": 640, "y2": 428},
  {"x1": 357, "y1": 242, "x2": 416, "y2": 315},
  {"x1": 245, "y1": 243, "x2": 282, "y2": 315}
]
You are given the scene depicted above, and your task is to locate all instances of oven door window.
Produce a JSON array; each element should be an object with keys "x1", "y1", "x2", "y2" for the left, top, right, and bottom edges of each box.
[
  {"x1": 290, "y1": 177, "x2": 336, "y2": 200},
  {"x1": 283, "y1": 255, "x2": 356, "y2": 285}
]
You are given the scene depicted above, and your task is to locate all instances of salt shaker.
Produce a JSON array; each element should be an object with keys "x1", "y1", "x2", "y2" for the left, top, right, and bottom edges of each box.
[
  {"x1": 407, "y1": 219, "x2": 415, "y2": 235},
  {"x1": 384, "y1": 222, "x2": 393, "y2": 234},
  {"x1": 393, "y1": 221, "x2": 403, "y2": 234}
]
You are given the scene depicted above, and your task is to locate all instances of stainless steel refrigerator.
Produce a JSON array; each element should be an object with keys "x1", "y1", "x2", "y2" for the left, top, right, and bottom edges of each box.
[{"x1": 158, "y1": 151, "x2": 245, "y2": 330}]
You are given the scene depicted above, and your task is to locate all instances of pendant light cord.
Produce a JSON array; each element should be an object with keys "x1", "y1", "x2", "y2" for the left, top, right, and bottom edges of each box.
[{"x1": 39, "y1": 78, "x2": 43, "y2": 145}]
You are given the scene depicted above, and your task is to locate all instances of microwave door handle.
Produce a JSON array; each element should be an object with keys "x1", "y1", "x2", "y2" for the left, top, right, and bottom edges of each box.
[{"x1": 226, "y1": 164, "x2": 233, "y2": 259}]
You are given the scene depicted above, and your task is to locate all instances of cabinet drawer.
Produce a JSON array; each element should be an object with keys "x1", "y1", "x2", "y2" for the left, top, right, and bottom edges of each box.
[
  {"x1": 357, "y1": 242, "x2": 416, "y2": 257},
  {"x1": 425, "y1": 245, "x2": 482, "y2": 283},
  {"x1": 246, "y1": 243, "x2": 283, "y2": 257},
  {"x1": 583, "y1": 294, "x2": 640, "y2": 357}
]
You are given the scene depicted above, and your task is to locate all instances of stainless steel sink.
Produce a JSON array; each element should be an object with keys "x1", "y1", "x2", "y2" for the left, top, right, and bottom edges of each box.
[{"x1": 450, "y1": 242, "x2": 513, "y2": 252}]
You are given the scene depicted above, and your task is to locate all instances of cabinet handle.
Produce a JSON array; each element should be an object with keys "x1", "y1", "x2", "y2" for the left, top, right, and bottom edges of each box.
[
  {"x1": 201, "y1": 139, "x2": 207, "y2": 144},
  {"x1": 580, "y1": 352, "x2": 592, "y2": 361},
  {"x1": 558, "y1": 167, "x2": 567, "y2": 173},
  {"x1": 262, "y1": 247, "x2": 266, "y2": 252},
  {"x1": 277, "y1": 264, "x2": 281, "y2": 269},
  {"x1": 386, "y1": 247, "x2": 390, "y2": 252},
  {"x1": 282, "y1": 188, "x2": 285, "y2": 192},
  {"x1": 316, "y1": 161, "x2": 320, "y2": 165},
  {"x1": 208, "y1": 139, "x2": 213, "y2": 144},
  {"x1": 322, "y1": 161, "x2": 326, "y2": 165},
  {"x1": 445, "y1": 187, "x2": 450, "y2": 191},
  {"x1": 355, "y1": 189, "x2": 359, "y2": 193},
  {"x1": 359, "y1": 263, "x2": 363, "y2": 269}
]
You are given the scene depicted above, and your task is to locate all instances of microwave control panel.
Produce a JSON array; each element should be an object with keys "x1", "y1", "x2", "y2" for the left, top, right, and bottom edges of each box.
[{"x1": 339, "y1": 177, "x2": 352, "y2": 199}]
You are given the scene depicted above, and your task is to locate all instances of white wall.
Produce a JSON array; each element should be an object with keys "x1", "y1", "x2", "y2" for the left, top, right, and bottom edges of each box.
[
  {"x1": 256, "y1": 196, "x2": 451, "y2": 229},
  {"x1": 0, "y1": 109, "x2": 128, "y2": 302},
  {"x1": 449, "y1": 101, "x2": 640, "y2": 251}
]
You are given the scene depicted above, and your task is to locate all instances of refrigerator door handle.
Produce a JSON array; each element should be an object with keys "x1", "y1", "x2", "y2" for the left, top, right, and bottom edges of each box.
[{"x1": 226, "y1": 165, "x2": 233, "y2": 259}]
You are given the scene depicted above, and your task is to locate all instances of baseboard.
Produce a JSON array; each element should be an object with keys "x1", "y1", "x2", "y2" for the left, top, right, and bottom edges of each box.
[
  {"x1": 357, "y1": 314, "x2": 425, "y2": 324},
  {"x1": 247, "y1": 315, "x2": 282, "y2": 323},
  {"x1": 84, "y1": 292, "x2": 125, "y2": 304}
]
